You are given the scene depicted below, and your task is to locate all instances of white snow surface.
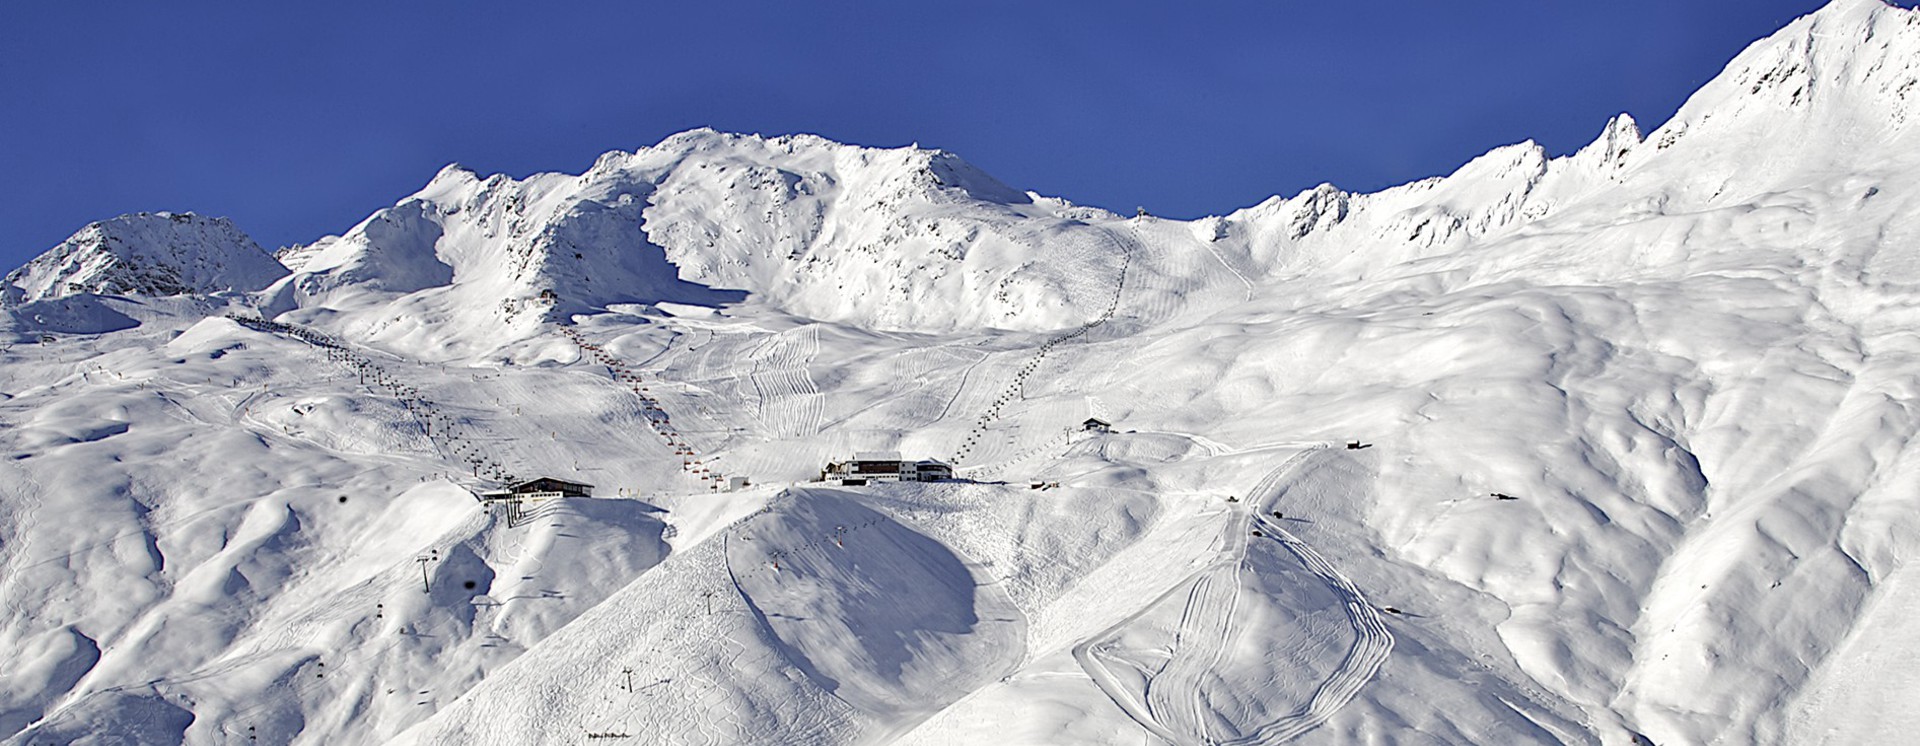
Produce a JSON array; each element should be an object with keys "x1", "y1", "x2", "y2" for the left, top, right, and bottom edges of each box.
[{"x1": 6, "y1": 1, "x2": 1920, "y2": 743}]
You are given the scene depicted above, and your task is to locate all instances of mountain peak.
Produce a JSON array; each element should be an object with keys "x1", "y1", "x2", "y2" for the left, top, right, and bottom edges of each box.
[
  {"x1": 1813, "y1": 0, "x2": 1896, "y2": 19},
  {"x1": 631, "y1": 128, "x2": 1031, "y2": 206},
  {"x1": 3, "y1": 212, "x2": 288, "y2": 305},
  {"x1": 1655, "y1": 0, "x2": 1920, "y2": 135}
]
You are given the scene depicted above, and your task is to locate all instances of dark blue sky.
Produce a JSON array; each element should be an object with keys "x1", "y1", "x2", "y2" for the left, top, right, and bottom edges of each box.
[{"x1": 2, "y1": 0, "x2": 1833, "y2": 267}]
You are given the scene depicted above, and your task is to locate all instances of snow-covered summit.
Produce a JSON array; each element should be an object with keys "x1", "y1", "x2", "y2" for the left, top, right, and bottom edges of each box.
[
  {"x1": 1619, "y1": 0, "x2": 1920, "y2": 197},
  {"x1": 263, "y1": 127, "x2": 1127, "y2": 357},
  {"x1": 3, "y1": 212, "x2": 287, "y2": 305},
  {"x1": 14, "y1": 2, "x2": 1920, "y2": 340},
  {"x1": 238, "y1": 0, "x2": 1920, "y2": 353},
  {"x1": 1205, "y1": 0, "x2": 1920, "y2": 289}
]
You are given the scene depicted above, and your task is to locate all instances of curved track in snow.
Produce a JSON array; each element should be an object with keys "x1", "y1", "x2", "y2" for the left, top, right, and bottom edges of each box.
[
  {"x1": 1074, "y1": 449, "x2": 1393, "y2": 745},
  {"x1": 721, "y1": 490, "x2": 1028, "y2": 733},
  {"x1": 1146, "y1": 558, "x2": 1248, "y2": 742},
  {"x1": 746, "y1": 324, "x2": 824, "y2": 438},
  {"x1": 1230, "y1": 519, "x2": 1394, "y2": 744},
  {"x1": 228, "y1": 315, "x2": 517, "y2": 482},
  {"x1": 0, "y1": 462, "x2": 46, "y2": 622},
  {"x1": 928, "y1": 347, "x2": 989, "y2": 425}
]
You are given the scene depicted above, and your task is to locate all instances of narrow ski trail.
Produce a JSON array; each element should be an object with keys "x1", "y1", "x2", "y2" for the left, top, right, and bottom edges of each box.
[
  {"x1": 1230, "y1": 518, "x2": 1394, "y2": 744},
  {"x1": 1075, "y1": 448, "x2": 1393, "y2": 745},
  {"x1": 1147, "y1": 560, "x2": 1247, "y2": 743}
]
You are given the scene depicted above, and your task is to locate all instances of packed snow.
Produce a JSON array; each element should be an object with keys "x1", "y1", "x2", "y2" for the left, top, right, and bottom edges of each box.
[{"x1": 5, "y1": 1, "x2": 1920, "y2": 743}]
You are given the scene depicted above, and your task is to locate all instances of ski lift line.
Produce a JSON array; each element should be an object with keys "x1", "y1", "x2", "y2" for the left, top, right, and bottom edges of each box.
[
  {"x1": 559, "y1": 327, "x2": 730, "y2": 487},
  {"x1": 952, "y1": 229, "x2": 1132, "y2": 464},
  {"x1": 226, "y1": 316, "x2": 520, "y2": 483}
]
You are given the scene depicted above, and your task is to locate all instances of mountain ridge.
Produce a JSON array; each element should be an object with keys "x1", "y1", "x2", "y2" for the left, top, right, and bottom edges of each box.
[{"x1": 9, "y1": 1, "x2": 1918, "y2": 348}]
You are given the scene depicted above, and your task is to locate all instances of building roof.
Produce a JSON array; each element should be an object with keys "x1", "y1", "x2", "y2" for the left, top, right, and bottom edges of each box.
[
  {"x1": 511, "y1": 477, "x2": 594, "y2": 492},
  {"x1": 1084, "y1": 417, "x2": 1111, "y2": 426}
]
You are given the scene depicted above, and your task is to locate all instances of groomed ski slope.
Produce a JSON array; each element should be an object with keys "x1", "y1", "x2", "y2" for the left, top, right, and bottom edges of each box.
[
  {"x1": 4, "y1": 289, "x2": 1596, "y2": 744},
  {"x1": 1075, "y1": 448, "x2": 1395, "y2": 746}
]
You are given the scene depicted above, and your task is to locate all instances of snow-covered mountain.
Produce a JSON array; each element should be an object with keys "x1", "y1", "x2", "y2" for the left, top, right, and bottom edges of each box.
[
  {"x1": 3, "y1": 212, "x2": 287, "y2": 306},
  {"x1": 258, "y1": 128, "x2": 1144, "y2": 361},
  {"x1": 6, "y1": 1, "x2": 1920, "y2": 744}
]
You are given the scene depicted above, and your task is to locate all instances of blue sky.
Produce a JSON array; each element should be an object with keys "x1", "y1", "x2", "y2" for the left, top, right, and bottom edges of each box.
[{"x1": 1, "y1": 0, "x2": 1832, "y2": 268}]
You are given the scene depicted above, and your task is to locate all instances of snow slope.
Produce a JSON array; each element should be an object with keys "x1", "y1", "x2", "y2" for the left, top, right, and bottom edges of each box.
[{"x1": 7, "y1": 1, "x2": 1920, "y2": 744}]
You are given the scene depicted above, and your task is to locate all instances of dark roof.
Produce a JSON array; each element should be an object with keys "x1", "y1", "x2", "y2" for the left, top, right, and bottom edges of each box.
[
  {"x1": 1084, "y1": 417, "x2": 1111, "y2": 426},
  {"x1": 511, "y1": 477, "x2": 594, "y2": 493}
]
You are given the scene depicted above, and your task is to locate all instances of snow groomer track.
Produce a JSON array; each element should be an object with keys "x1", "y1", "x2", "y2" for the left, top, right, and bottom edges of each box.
[{"x1": 1075, "y1": 449, "x2": 1393, "y2": 745}]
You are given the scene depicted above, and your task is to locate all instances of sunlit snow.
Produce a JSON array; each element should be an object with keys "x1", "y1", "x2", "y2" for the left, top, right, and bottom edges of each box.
[{"x1": 5, "y1": 1, "x2": 1920, "y2": 743}]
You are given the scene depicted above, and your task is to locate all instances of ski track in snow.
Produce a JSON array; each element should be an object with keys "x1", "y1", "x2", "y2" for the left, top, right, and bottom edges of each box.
[
  {"x1": 741, "y1": 333, "x2": 777, "y2": 432},
  {"x1": 1146, "y1": 559, "x2": 1247, "y2": 743},
  {"x1": 1122, "y1": 223, "x2": 1191, "y2": 327},
  {"x1": 230, "y1": 315, "x2": 518, "y2": 481},
  {"x1": 1232, "y1": 524, "x2": 1394, "y2": 744},
  {"x1": 746, "y1": 324, "x2": 824, "y2": 438},
  {"x1": 562, "y1": 326, "x2": 731, "y2": 490},
  {"x1": 35, "y1": 498, "x2": 497, "y2": 746},
  {"x1": 0, "y1": 462, "x2": 45, "y2": 622},
  {"x1": 959, "y1": 422, "x2": 1077, "y2": 482},
  {"x1": 1197, "y1": 238, "x2": 1256, "y2": 303},
  {"x1": 1075, "y1": 448, "x2": 1392, "y2": 745},
  {"x1": 839, "y1": 344, "x2": 976, "y2": 432},
  {"x1": 717, "y1": 490, "x2": 1029, "y2": 738}
]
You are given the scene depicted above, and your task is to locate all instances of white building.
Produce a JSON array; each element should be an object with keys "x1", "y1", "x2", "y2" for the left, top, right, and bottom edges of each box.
[{"x1": 822, "y1": 452, "x2": 953, "y2": 485}]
